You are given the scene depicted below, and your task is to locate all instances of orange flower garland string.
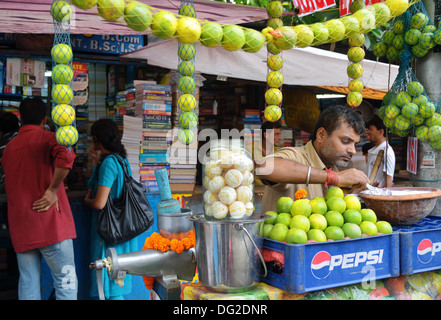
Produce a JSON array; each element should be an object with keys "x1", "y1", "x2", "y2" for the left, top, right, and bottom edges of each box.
[{"x1": 141, "y1": 231, "x2": 196, "y2": 290}]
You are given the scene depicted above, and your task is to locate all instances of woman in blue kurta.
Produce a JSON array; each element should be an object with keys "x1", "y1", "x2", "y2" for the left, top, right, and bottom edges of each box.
[{"x1": 84, "y1": 119, "x2": 138, "y2": 300}]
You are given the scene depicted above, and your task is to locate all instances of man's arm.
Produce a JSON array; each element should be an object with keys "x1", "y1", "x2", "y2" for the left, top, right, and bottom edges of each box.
[
  {"x1": 256, "y1": 157, "x2": 370, "y2": 188},
  {"x1": 32, "y1": 167, "x2": 70, "y2": 212}
]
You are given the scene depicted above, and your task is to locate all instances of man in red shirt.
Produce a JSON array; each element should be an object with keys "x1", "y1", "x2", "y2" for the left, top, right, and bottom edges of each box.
[{"x1": 2, "y1": 97, "x2": 78, "y2": 300}]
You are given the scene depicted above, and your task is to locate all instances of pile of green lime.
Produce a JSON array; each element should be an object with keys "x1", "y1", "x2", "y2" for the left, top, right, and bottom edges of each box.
[{"x1": 262, "y1": 186, "x2": 393, "y2": 244}]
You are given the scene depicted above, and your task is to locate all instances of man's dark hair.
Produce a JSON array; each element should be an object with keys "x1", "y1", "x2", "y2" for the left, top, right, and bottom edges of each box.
[
  {"x1": 19, "y1": 97, "x2": 47, "y2": 125},
  {"x1": 261, "y1": 120, "x2": 282, "y2": 140},
  {"x1": 91, "y1": 118, "x2": 127, "y2": 158},
  {"x1": 311, "y1": 105, "x2": 365, "y2": 141},
  {"x1": 0, "y1": 112, "x2": 20, "y2": 133},
  {"x1": 366, "y1": 114, "x2": 387, "y2": 137}
]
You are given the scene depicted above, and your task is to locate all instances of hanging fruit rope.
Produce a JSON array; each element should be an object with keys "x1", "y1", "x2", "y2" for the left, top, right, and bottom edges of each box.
[{"x1": 50, "y1": 0, "x2": 78, "y2": 147}]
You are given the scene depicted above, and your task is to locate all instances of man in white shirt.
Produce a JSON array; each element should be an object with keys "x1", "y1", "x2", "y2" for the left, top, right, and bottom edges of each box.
[{"x1": 366, "y1": 115, "x2": 395, "y2": 188}]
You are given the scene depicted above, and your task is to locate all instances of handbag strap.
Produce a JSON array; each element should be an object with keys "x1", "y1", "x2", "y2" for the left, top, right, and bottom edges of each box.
[{"x1": 112, "y1": 154, "x2": 131, "y2": 180}]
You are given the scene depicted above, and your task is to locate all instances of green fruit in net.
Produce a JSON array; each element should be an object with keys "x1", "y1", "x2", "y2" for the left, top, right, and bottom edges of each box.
[
  {"x1": 386, "y1": 46, "x2": 400, "y2": 62},
  {"x1": 52, "y1": 104, "x2": 75, "y2": 126},
  {"x1": 52, "y1": 84, "x2": 73, "y2": 104},
  {"x1": 178, "y1": 111, "x2": 198, "y2": 129},
  {"x1": 178, "y1": 43, "x2": 196, "y2": 60},
  {"x1": 392, "y1": 34, "x2": 405, "y2": 50},
  {"x1": 324, "y1": 19, "x2": 346, "y2": 43},
  {"x1": 221, "y1": 25, "x2": 245, "y2": 51},
  {"x1": 293, "y1": 25, "x2": 314, "y2": 47},
  {"x1": 395, "y1": 91, "x2": 411, "y2": 107},
  {"x1": 404, "y1": 28, "x2": 421, "y2": 45},
  {"x1": 429, "y1": 139, "x2": 441, "y2": 150},
  {"x1": 347, "y1": 91, "x2": 363, "y2": 108},
  {"x1": 347, "y1": 63, "x2": 363, "y2": 79},
  {"x1": 373, "y1": 42, "x2": 388, "y2": 57},
  {"x1": 383, "y1": 114, "x2": 395, "y2": 127},
  {"x1": 423, "y1": 25, "x2": 436, "y2": 33},
  {"x1": 412, "y1": 44, "x2": 429, "y2": 58},
  {"x1": 264, "y1": 105, "x2": 282, "y2": 122},
  {"x1": 151, "y1": 10, "x2": 178, "y2": 39},
  {"x1": 178, "y1": 93, "x2": 197, "y2": 112},
  {"x1": 97, "y1": 0, "x2": 124, "y2": 21},
  {"x1": 401, "y1": 102, "x2": 419, "y2": 119},
  {"x1": 385, "y1": 0, "x2": 409, "y2": 18},
  {"x1": 385, "y1": 104, "x2": 400, "y2": 119},
  {"x1": 179, "y1": 5, "x2": 196, "y2": 18},
  {"x1": 51, "y1": 0, "x2": 73, "y2": 22},
  {"x1": 411, "y1": 114, "x2": 425, "y2": 126},
  {"x1": 178, "y1": 61, "x2": 195, "y2": 76},
  {"x1": 177, "y1": 128, "x2": 195, "y2": 145},
  {"x1": 51, "y1": 44, "x2": 73, "y2": 64},
  {"x1": 178, "y1": 76, "x2": 196, "y2": 94},
  {"x1": 340, "y1": 16, "x2": 360, "y2": 38},
  {"x1": 410, "y1": 12, "x2": 429, "y2": 30},
  {"x1": 428, "y1": 125, "x2": 441, "y2": 142},
  {"x1": 265, "y1": 88, "x2": 283, "y2": 105},
  {"x1": 242, "y1": 28, "x2": 265, "y2": 53},
  {"x1": 267, "y1": 42, "x2": 281, "y2": 55},
  {"x1": 419, "y1": 102, "x2": 435, "y2": 118},
  {"x1": 52, "y1": 64, "x2": 73, "y2": 84},
  {"x1": 383, "y1": 91, "x2": 397, "y2": 105},
  {"x1": 415, "y1": 125, "x2": 429, "y2": 140},
  {"x1": 309, "y1": 23, "x2": 329, "y2": 45},
  {"x1": 267, "y1": 54, "x2": 283, "y2": 71},
  {"x1": 176, "y1": 17, "x2": 201, "y2": 44},
  {"x1": 353, "y1": 8, "x2": 376, "y2": 34},
  {"x1": 394, "y1": 114, "x2": 411, "y2": 130},
  {"x1": 407, "y1": 81, "x2": 424, "y2": 97},
  {"x1": 372, "y1": 2, "x2": 391, "y2": 27},
  {"x1": 56, "y1": 125, "x2": 78, "y2": 147},
  {"x1": 273, "y1": 26, "x2": 297, "y2": 50},
  {"x1": 124, "y1": 1, "x2": 152, "y2": 32},
  {"x1": 267, "y1": 71, "x2": 284, "y2": 88},
  {"x1": 426, "y1": 113, "x2": 441, "y2": 127},
  {"x1": 267, "y1": 18, "x2": 283, "y2": 30},
  {"x1": 393, "y1": 20, "x2": 405, "y2": 34},
  {"x1": 349, "y1": 33, "x2": 365, "y2": 47},
  {"x1": 350, "y1": 0, "x2": 365, "y2": 14},
  {"x1": 383, "y1": 30, "x2": 395, "y2": 45},
  {"x1": 71, "y1": 0, "x2": 97, "y2": 10},
  {"x1": 347, "y1": 46, "x2": 365, "y2": 63},
  {"x1": 348, "y1": 78, "x2": 364, "y2": 92},
  {"x1": 200, "y1": 22, "x2": 223, "y2": 47},
  {"x1": 434, "y1": 28, "x2": 441, "y2": 45},
  {"x1": 267, "y1": 0, "x2": 283, "y2": 18},
  {"x1": 419, "y1": 32, "x2": 435, "y2": 49}
]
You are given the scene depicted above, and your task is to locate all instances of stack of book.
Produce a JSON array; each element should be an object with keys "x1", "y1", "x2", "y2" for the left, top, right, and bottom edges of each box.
[
  {"x1": 168, "y1": 129, "x2": 198, "y2": 194},
  {"x1": 121, "y1": 115, "x2": 143, "y2": 183},
  {"x1": 134, "y1": 81, "x2": 172, "y2": 129},
  {"x1": 139, "y1": 128, "x2": 171, "y2": 193}
]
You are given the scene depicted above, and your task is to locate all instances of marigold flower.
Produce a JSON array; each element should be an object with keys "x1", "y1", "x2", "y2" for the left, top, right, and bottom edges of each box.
[{"x1": 295, "y1": 189, "x2": 307, "y2": 200}]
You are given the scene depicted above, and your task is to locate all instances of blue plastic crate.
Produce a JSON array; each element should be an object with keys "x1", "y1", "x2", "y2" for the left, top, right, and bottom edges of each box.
[
  {"x1": 261, "y1": 233, "x2": 400, "y2": 294},
  {"x1": 394, "y1": 215, "x2": 441, "y2": 275}
]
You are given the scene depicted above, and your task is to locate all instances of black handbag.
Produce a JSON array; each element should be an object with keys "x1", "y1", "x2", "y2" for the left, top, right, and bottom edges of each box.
[{"x1": 96, "y1": 154, "x2": 154, "y2": 244}]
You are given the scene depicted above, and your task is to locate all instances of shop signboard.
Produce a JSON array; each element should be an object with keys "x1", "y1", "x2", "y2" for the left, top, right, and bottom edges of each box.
[
  {"x1": 340, "y1": 0, "x2": 385, "y2": 17},
  {"x1": 71, "y1": 34, "x2": 144, "y2": 55},
  {"x1": 293, "y1": 0, "x2": 336, "y2": 17},
  {"x1": 6, "y1": 58, "x2": 45, "y2": 88}
]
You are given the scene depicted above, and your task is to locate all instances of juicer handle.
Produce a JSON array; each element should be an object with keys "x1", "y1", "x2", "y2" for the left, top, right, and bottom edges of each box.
[{"x1": 235, "y1": 223, "x2": 267, "y2": 278}]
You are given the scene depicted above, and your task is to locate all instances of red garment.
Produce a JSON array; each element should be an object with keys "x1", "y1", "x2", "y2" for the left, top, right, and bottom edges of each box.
[{"x1": 1, "y1": 125, "x2": 77, "y2": 253}]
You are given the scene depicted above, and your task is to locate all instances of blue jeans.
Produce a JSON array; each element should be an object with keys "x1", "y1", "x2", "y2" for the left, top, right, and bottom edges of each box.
[{"x1": 16, "y1": 239, "x2": 78, "y2": 300}]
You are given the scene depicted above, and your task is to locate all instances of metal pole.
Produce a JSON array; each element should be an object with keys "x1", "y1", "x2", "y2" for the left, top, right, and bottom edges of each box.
[{"x1": 414, "y1": 0, "x2": 441, "y2": 216}]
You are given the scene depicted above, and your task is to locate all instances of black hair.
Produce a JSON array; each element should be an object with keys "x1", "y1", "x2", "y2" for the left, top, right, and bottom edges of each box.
[
  {"x1": 366, "y1": 114, "x2": 387, "y2": 137},
  {"x1": 311, "y1": 105, "x2": 365, "y2": 141},
  {"x1": 19, "y1": 97, "x2": 47, "y2": 125},
  {"x1": 0, "y1": 112, "x2": 20, "y2": 133},
  {"x1": 91, "y1": 118, "x2": 127, "y2": 158},
  {"x1": 261, "y1": 120, "x2": 282, "y2": 140}
]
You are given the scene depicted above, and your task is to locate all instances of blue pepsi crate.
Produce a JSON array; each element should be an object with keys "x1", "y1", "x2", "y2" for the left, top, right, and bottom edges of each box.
[
  {"x1": 261, "y1": 233, "x2": 400, "y2": 294},
  {"x1": 393, "y1": 215, "x2": 441, "y2": 275}
]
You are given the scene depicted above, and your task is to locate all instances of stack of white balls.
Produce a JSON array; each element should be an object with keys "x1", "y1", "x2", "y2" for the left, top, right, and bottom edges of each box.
[{"x1": 203, "y1": 150, "x2": 254, "y2": 220}]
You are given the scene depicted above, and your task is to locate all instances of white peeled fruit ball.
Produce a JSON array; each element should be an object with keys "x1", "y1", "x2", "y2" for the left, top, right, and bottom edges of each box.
[
  {"x1": 204, "y1": 160, "x2": 222, "y2": 178},
  {"x1": 241, "y1": 170, "x2": 254, "y2": 186},
  {"x1": 218, "y1": 186, "x2": 237, "y2": 205},
  {"x1": 211, "y1": 201, "x2": 228, "y2": 219},
  {"x1": 245, "y1": 202, "x2": 254, "y2": 216},
  {"x1": 236, "y1": 185, "x2": 253, "y2": 203},
  {"x1": 229, "y1": 201, "x2": 246, "y2": 219},
  {"x1": 208, "y1": 175, "x2": 225, "y2": 193},
  {"x1": 234, "y1": 154, "x2": 253, "y2": 171},
  {"x1": 224, "y1": 169, "x2": 243, "y2": 188},
  {"x1": 203, "y1": 189, "x2": 218, "y2": 205}
]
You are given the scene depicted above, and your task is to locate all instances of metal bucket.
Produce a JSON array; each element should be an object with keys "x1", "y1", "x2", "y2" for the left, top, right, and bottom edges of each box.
[
  {"x1": 187, "y1": 214, "x2": 267, "y2": 293},
  {"x1": 158, "y1": 208, "x2": 194, "y2": 240}
]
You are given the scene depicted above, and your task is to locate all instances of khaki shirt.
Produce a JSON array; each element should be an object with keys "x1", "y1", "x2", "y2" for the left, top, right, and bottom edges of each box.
[{"x1": 260, "y1": 141, "x2": 337, "y2": 214}]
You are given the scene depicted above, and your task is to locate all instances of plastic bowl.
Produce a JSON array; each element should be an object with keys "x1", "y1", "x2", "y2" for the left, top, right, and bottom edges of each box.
[{"x1": 358, "y1": 187, "x2": 441, "y2": 225}]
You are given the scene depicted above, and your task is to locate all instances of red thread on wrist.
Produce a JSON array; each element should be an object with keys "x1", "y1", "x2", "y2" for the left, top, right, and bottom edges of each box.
[{"x1": 325, "y1": 168, "x2": 338, "y2": 187}]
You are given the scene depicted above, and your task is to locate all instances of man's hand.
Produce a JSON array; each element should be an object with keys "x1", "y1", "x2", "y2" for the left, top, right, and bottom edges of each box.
[
  {"x1": 336, "y1": 168, "x2": 370, "y2": 189},
  {"x1": 33, "y1": 188, "x2": 59, "y2": 212}
]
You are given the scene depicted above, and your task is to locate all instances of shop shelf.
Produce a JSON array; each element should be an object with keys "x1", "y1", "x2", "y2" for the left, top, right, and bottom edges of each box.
[
  {"x1": 393, "y1": 215, "x2": 441, "y2": 275},
  {"x1": 261, "y1": 233, "x2": 400, "y2": 294}
]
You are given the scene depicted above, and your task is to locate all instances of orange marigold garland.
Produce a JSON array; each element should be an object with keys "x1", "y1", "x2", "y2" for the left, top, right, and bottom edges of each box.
[
  {"x1": 295, "y1": 189, "x2": 307, "y2": 200},
  {"x1": 141, "y1": 231, "x2": 196, "y2": 290}
]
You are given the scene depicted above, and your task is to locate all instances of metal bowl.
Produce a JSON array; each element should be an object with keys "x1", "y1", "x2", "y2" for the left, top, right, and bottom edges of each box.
[
  {"x1": 358, "y1": 187, "x2": 441, "y2": 225},
  {"x1": 157, "y1": 208, "x2": 194, "y2": 240}
]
